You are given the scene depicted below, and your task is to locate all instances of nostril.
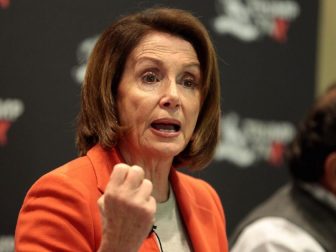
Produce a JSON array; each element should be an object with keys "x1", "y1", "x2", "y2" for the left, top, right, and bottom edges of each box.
[{"x1": 160, "y1": 97, "x2": 180, "y2": 108}]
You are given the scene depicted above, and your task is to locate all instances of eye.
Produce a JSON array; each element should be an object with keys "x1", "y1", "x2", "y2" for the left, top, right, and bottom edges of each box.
[
  {"x1": 142, "y1": 71, "x2": 160, "y2": 84},
  {"x1": 181, "y1": 75, "x2": 198, "y2": 89}
]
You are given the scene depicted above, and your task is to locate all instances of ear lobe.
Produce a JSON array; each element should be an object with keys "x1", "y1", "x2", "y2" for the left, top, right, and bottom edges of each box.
[{"x1": 323, "y1": 151, "x2": 336, "y2": 195}]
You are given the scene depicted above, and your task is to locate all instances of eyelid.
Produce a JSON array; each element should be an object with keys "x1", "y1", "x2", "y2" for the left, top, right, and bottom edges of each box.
[
  {"x1": 140, "y1": 67, "x2": 160, "y2": 76},
  {"x1": 141, "y1": 70, "x2": 161, "y2": 83},
  {"x1": 179, "y1": 73, "x2": 199, "y2": 89},
  {"x1": 184, "y1": 72, "x2": 199, "y2": 82},
  {"x1": 186, "y1": 69, "x2": 200, "y2": 79}
]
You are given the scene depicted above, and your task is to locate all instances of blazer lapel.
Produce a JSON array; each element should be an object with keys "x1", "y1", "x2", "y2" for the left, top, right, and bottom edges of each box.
[
  {"x1": 170, "y1": 169, "x2": 217, "y2": 252},
  {"x1": 87, "y1": 144, "x2": 123, "y2": 194}
]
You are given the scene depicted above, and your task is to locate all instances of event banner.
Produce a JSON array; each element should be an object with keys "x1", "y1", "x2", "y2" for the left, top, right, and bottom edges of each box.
[{"x1": 0, "y1": 0, "x2": 318, "y2": 250}]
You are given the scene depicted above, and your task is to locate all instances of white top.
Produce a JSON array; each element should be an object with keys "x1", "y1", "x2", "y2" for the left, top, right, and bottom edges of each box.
[
  {"x1": 230, "y1": 217, "x2": 325, "y2": 252},
  {"x1": 154, "y1": 186, "x2": 192, "y2": 252},
  {"x1": 231, "y1": 183, "x2": 336, "y2": 252}
]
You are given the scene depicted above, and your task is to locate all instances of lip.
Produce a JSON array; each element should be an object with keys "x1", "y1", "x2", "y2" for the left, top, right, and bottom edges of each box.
[{"x1": 150, "y1": 118, "x2": 181, "y2": 138}]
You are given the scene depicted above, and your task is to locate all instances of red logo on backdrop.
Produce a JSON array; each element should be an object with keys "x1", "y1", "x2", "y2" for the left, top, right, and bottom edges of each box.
[
  {"x1": 273, "y1": 19, "x2": 290, "y2": 43},
  {"x1": 0, "y1": 0, "x2": 10, "y2": 9},
  {"x1": 269, "y1": 141, "x2": 285, "y2": 166},
  {"x1": 0, "y1": 120, "x2": 11, "y2": 145},
  {"x1": 0, "y1": 98, "x2": 24, "y2": 146}
]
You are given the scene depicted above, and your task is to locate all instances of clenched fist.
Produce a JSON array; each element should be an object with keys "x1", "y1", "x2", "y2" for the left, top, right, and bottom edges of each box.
[{"x1": 97, "y1": 163, "x2": 156, "y2": 252}]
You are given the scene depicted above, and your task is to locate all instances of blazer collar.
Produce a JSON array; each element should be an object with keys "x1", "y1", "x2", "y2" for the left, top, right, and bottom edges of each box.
[{"x1": 87, "y1": 144, "x2": 124, "y2": 193}]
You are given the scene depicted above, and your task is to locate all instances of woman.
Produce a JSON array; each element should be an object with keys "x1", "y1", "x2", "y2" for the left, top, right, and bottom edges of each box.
[{"x1": 15, "y1": 7, "x2": 228, "y2": 252}]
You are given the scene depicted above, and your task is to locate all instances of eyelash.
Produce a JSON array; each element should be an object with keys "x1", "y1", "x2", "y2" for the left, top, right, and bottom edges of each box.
[
  {"x1": 181, "y1": 76, "x2": 198, "y2": 89},
  {"x1": 141, "y1": 71, "x2": 160, "y2": 84},
  {"x1": 140, "y1": 71, "x2": 198, "y2": 89}
]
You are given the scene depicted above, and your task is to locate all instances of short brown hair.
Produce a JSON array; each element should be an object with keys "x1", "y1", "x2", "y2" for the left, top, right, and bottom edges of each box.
[{"x1": 76, "y1": 7, "x2": 221, "y2": 170}]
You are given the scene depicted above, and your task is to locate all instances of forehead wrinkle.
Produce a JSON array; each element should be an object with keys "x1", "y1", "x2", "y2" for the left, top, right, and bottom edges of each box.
[
  {"x1": 134, "y1": 36, "x2": 199, "y2": 59},
  {"x1": 138, "y1": 40, "x2": 189, "y2": 54},
  {"x1": 133, "y1": 47, "x2": 200, "y2": 70}
]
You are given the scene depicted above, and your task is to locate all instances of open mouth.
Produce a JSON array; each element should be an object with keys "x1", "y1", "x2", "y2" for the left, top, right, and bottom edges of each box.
[
  {"x1": 151, "y1": 120, "x2": 181, "y2": 132},
  {"x1": 151, "y1": 123, "x2": 181, "y2": 132}
]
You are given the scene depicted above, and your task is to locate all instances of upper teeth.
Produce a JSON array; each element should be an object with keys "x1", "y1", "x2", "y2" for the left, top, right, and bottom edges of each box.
[{"x1": 152, "y1": 123, "x2": 178, "y2": 131}]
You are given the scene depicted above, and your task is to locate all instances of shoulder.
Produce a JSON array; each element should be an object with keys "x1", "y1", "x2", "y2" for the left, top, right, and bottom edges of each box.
[
  {"x1": 15, "y1": 156, "x2": 101, "y2": 251},
  {"x1": 174, "y1": 170, "x2": 218, "y2": 196},
  {"x1": 52, "y1": 155, "x2": 96, "y2": 181},
  {"x1": 24, "y1": 156, "x2": 99, "y2": 205},
  {"x1": 231, "y1": 217, "x2": 325, "y2": 252},
  {"x1": 173, "y1": 170, "x2": 223, "y2": 211}
]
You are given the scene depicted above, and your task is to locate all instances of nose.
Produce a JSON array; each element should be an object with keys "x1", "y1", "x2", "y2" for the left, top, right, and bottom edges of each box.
[{"x1": 159, "y1": 81, "x2": 181, "y2": 109}]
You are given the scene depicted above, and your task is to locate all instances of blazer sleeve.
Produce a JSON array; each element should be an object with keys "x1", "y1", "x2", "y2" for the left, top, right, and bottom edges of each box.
[{"x1": 15, "y1": 172, "x2": 98, "y2": 252}]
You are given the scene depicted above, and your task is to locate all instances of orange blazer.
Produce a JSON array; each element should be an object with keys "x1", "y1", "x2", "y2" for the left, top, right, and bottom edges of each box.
[{"x1": 15, "y1": 145, "x2": 228, "y2": 252}]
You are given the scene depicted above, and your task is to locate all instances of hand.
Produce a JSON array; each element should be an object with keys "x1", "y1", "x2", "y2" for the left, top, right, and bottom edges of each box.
[{"x1": 97, "y1": 163, "x2": 156, "y2": 252}]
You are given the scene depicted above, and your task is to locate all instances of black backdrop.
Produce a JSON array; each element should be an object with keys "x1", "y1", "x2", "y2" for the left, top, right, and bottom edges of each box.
[{"x1": 0, "y1": 0, "x2": 319, "y2": 249}]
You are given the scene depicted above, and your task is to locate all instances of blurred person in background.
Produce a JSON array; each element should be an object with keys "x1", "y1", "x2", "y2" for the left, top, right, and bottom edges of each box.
[
  {"x1": 230, "y1": 82, "x2": 336, "y2": 252},
  {"x1": 15, "y1": 7, "x2": 228, "y2": 252}
]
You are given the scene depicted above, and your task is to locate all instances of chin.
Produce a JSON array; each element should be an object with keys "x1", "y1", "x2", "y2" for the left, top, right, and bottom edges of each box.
[{"x1": 150, "y1": 144, "x2": 184, "y2": 158}]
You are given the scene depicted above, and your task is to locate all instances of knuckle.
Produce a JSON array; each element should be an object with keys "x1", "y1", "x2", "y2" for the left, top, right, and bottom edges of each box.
[
  {"x1": 114, "y1": 163, "x2": 130, "y2": 171},
  {"x1": 131, "y1": 165, "x2": 144, "y2": 175},
  {"x1": 142, "y1": 178, "x2": 152, "y2": 187}
]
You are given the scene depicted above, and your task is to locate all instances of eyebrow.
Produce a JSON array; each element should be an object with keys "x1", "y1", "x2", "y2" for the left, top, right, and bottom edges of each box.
[
  {"x1": 134, "y1": 56, "x2": 163, "y2": 68},
  {"x1": 134, "y1": 56, "x2": 201, "y2": 70}
]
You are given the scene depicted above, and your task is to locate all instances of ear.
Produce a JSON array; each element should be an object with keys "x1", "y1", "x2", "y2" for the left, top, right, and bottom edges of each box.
[{"x1": 323, "y1": 151, "x2": 336, "y2": 195}]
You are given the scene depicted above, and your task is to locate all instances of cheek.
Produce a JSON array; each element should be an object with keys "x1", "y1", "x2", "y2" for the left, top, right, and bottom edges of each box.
[
  {"x1": 119, "y1": 96, "x2": 153, "y2": 127},
  {"x1": 185, "y1": 100, "x2": 201, "y2": 133},
  {"x1": 189, "y1": 97, "x2": 201, "y2": 120},
  {"x1": 118, "y1": 97, "x2": 137, "y2": 126}
]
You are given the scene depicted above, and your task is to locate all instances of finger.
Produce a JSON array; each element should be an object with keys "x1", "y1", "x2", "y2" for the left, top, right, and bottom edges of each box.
[
  {"x1": 137, "y1": 179, "x2": 153, "y2": 200},
  {"x1": 124, "y1": 165, "x2": 145, "y2": 189},
  {"x1": 109, "y1": 163, "x2": 130, "y2": 186},
  {"x1": 142, "y1": 195, "x2": 157, "y2": 228},
  {"x1": 147, "y1": 196, "x2": 157, "y2": 220}
]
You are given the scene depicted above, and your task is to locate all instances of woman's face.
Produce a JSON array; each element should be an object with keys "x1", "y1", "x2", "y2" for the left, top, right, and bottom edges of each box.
[{"x1": 117, "y1": 31, "x2": 201, "y2": 160}]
